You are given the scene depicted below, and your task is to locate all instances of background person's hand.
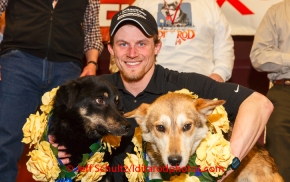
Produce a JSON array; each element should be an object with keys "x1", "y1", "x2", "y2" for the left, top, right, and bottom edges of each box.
[
  {"x1": 80, "y1": 64, "x2": 97, "y2": 77},
  {"x1": 210, "y1": 73, "x2": 224, "y2": 82}
]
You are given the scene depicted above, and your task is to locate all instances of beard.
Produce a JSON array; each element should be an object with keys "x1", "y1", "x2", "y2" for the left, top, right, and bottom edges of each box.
[
  {"x1": 120, "y1": 69, "x2": 146, "y2": 83},
  {"x1": 118, "y1": 55, "x2": 149, "y2": 83}
]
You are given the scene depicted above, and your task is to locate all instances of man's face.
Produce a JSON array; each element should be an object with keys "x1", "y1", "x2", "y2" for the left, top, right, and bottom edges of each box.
[{"x1": 108, "y1": 24, "x2": 161, "y2": 83}]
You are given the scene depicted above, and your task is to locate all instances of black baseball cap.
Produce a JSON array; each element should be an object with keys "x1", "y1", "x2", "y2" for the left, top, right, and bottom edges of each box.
[{"x1": 110, "y1": 6, "x2": 158, "y2": 37}]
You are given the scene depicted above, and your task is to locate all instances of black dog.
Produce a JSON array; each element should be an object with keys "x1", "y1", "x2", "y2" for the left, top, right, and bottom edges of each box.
[{"x1": 48, "y1": 76, "x2": 130, "y2": 167}]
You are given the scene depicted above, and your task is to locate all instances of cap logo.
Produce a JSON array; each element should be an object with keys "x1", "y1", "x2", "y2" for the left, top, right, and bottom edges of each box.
[{"x1": 117, "y1": 8, "x2": 147, "y2": 20}]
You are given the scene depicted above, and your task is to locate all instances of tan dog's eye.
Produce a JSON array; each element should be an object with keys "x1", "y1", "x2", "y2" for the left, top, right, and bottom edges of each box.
[
  {"x1": 96, "y1": 97, "x2": 105, "y2": 104},
  {"x1": 156, "y1": 125, "x2": 165, "y2": 132},
  {"x1": 183, "y1": 124, "x2": 192, "y2": 131}
]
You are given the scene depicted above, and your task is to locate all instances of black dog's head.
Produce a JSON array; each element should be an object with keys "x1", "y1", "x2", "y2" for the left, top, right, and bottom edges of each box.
[{"x1": 50, "y1": 76, "x2": 130, "y2": 139}]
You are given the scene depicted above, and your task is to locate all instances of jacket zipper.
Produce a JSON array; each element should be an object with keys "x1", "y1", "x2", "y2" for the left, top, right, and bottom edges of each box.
[{"x1": 46, "y1": 8, "x2": 54, "y2": 60}]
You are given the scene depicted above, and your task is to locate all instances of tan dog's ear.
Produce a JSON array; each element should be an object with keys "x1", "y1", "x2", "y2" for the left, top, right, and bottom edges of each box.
[
  {"x1": 124, "y1": 103, "x2": 150, "y2": 125},
  {"x1": 195, "y1": 98, "x2": 226, "y2": 116}
]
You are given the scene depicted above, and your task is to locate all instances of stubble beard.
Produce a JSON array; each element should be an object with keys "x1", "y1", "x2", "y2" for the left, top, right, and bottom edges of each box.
[{"x1": 120, "y1": 69, "x2": 146, "y2": 83}]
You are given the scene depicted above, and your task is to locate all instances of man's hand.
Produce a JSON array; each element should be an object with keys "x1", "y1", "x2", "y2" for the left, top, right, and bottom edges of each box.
[
  {"x1": 48, "y1": 135, "x2": 71, "y2": 165},
  {"x1": 209, "y1": 73, "x2": 224, "y2": 82}
]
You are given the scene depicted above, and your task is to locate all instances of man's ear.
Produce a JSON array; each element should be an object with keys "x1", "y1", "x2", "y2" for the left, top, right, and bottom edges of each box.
[
  {"x1": 154, "y1": 41, "x2": 162, "y2": 55},
  {"x1": 108, "y1": 44, "x2": 115, "y2": 56}
]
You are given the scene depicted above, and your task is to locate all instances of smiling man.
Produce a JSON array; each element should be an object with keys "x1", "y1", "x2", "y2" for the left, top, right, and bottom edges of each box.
[{"x1": 57, "y1": 6, "x2": 273, "y2": 182}]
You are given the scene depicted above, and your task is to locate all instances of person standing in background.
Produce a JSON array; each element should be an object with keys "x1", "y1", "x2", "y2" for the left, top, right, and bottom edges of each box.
[
  {"x1": 250, "y1": 0, "x2": 290, "y2": 180},
  {"x1": 110, "y1": 0, "x2": 234, "y2": 82},
  {"x1": 0, "y1": 0, "x2": 103, "y2": 181}
]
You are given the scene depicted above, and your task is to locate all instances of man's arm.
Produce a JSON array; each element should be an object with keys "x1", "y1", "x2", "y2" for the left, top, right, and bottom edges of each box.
[
  {"x1": 219, "y1": 92, "x2": 273, "y2": 180},
  {"x1": 80, "y1": 49, "x2": 100, "y2": 77},
  {"x1": 80, "y1": 0, "x2": 104, "y2": 77},
  {"x1": 250, "y1": 5, "x2": 290, "y2": 73},
  {"x1": 211, "y1": 1, "x2": 234, "y2": 82},
  {"x1": 231, "y1": 92, "x2": 273, "y2": 160},
  {"x1": 0, "y1": 0, "x2": 7, "y2": 14}
]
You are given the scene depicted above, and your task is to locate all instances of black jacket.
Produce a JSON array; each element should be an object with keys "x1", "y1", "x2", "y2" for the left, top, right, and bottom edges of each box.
[{"x1": 1, "y1": 0, "x2": 89, "y2": 63}]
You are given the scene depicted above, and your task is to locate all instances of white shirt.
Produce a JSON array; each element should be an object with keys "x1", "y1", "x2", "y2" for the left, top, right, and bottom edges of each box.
[{"x1": 133, "y1": 0, "x2": 234, "y2": 81}]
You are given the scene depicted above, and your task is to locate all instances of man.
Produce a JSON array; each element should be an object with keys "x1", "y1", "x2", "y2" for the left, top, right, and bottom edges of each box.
[
  {"x1": 250, "y1": 0, "x2": 290, "y2": 180},
  {"x1": 0, "y1": 0, "x2": 103, "y2": 181},
  {"x1": 57, "y1": 6, "x2": 272, "y2": 181},
  {"x1": 96, "y1": 6, "x2": 271, "y2": 181},
  {"x1": 110, "y1": 0, "x2": 234, "y2": 82}
]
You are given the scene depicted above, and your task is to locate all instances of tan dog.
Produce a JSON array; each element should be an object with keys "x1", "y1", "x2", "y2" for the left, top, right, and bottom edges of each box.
[{"x1": 125, "y1": 92, "x2": 283, "y2": 181}]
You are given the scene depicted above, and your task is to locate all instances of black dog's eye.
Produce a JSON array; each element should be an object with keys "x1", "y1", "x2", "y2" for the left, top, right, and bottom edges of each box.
[
  {"x1": 96, "y1": 97, "x2": 105, "y2": 104},
  {"x1": 156, "y1": 125, "x2": 165, "y2": 132},
  {"x1": 115, "y1": 100, "x2": 119, "y2": 105},
  {"x1": 183, "y1": 124, "x2": 192, "y2": 132}
]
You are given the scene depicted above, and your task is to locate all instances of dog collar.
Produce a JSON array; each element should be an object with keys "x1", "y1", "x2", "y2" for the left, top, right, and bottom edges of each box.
[{"x1": 231, "y1": 157, "x2": 241, "y2": 170}]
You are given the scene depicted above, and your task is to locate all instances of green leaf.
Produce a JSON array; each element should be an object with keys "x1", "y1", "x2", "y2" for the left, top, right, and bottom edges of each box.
[
  {"x1": 187, "y1": 153, "x2": 198, "y2": 176},
  {"x1": 148, "y1": 179, "x2": 163, "y2": 182},
  {"x1": 79, "y1": 153, "x2": 90, "y2": 167},
  {"x1": 142, "y1": 151, "x2": 153, "y2": 181},
  {"x1": 50, "y1": 144, "x2": 58, "y2": 158},
  {"x1": 201, "y1": 171, "x2": 216, "y2": 182},
  {"x1": 57, "y1": 165, "x2": 76, "y2": 179},
  {"x1": 90, "y1": 142, "x2": 102, "y2": 153}
]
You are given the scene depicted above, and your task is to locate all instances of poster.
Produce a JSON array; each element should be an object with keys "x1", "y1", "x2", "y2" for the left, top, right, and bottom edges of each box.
[{"x1": 99, "y1": 0, "x2": 283, "y2": 41}]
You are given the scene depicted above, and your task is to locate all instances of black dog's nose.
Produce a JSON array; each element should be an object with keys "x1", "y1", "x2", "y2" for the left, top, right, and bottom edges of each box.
[
  {"x1": 121, "y1": 122, "x2": 131, "y2": 132},
  {"x1": 168, "y1": 155, "x2": 182, "y2": 166}
]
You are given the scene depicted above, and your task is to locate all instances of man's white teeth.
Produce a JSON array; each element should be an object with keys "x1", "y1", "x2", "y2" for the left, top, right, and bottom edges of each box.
[{"x1": 126, "y1": 62, "x2": 140, "y2": 66}]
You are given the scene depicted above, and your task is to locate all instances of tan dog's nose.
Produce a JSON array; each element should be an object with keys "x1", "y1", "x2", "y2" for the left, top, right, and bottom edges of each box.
[{"x1": 168, "y1": 155, "x2": 182, "y2": 166}]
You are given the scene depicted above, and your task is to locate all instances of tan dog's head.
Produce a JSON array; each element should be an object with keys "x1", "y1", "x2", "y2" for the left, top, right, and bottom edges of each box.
[{"x1": 125, "y1": 93, "x2": 225, "y2": 168}]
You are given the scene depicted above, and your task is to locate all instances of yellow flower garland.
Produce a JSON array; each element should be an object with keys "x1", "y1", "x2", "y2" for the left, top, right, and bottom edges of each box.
[
  {"x1": 22, "y1": 87, "x2": 122, "y2": 182},
  {"x1": 26, "y1": 141, "x2": 61, "y2": 182},
  {"x1": 124, "y1": 127, "x2": 144, "y2": 182},
  {"x1": 124, "y1": 89, "x2": 234, "y2": 182}
]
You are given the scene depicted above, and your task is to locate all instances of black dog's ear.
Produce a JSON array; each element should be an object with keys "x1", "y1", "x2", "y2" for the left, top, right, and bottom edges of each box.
[
  {"x1": 55, "y1": 80, "x2": 81, "y2": 109},
  {"x1": 117, "y1": 94, "x2": 124, "y2": 112},
  {"x1": 65, "y1": 82, "x2": 82, "y2": 109}
]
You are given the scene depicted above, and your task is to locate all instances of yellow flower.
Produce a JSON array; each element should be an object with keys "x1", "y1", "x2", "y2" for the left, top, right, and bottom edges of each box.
[
  {"x1": 88, "y1": 152, "x2": 105, "y2": 163},
  {"x1": 40, "y1": 87, "x2": 59, "y2": 114},
  {"x1": 195, "y1": 132, "x2": 234, "y2": 177},
  {"x1": 207, "y1": 100, "x2": 230, "y2": 134},
  {"x1": 172, "y1": 88, "x2": 198, "y2": 99},
  {"x1": 22, "y1": 111, "x2": 47, "y2": 148},
  {"x1": 26, "y1": 141, "x2": 60, "y2": 182},
  {"x1": 170, "y1": 173, "x2": 200, "y2": 182},
  {"x1": 76, "y1": 152, "x2": 108, "y2": 182},
  {"x1": 132, "y1": 127, "x2": 143, "y2": 153},
  {"x1": 124, "y1": 152, "x2": 144, "y2": 182},
  {"x1": 102, "y1": 134, "x2": 122, "y2": 154}
]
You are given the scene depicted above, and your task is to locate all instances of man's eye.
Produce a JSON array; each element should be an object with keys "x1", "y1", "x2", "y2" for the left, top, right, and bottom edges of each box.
[
  {"x1": 120, "y1": 43, "x2": 127, "y2": 47},
  {"x1": 139, "y1": 42, "x2": 145, "y2": 46},
  {"x1": 156, "y1": 125, "x2": 165, "y2": 132},
  {"x1": 96, "y1": 97, "x2": 105, "y2": 104}
]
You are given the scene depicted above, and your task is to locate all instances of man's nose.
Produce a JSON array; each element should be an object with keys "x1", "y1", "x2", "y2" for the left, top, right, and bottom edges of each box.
[{"x1": 127, "y1": 46, "x2": 138, "y2": 58}]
